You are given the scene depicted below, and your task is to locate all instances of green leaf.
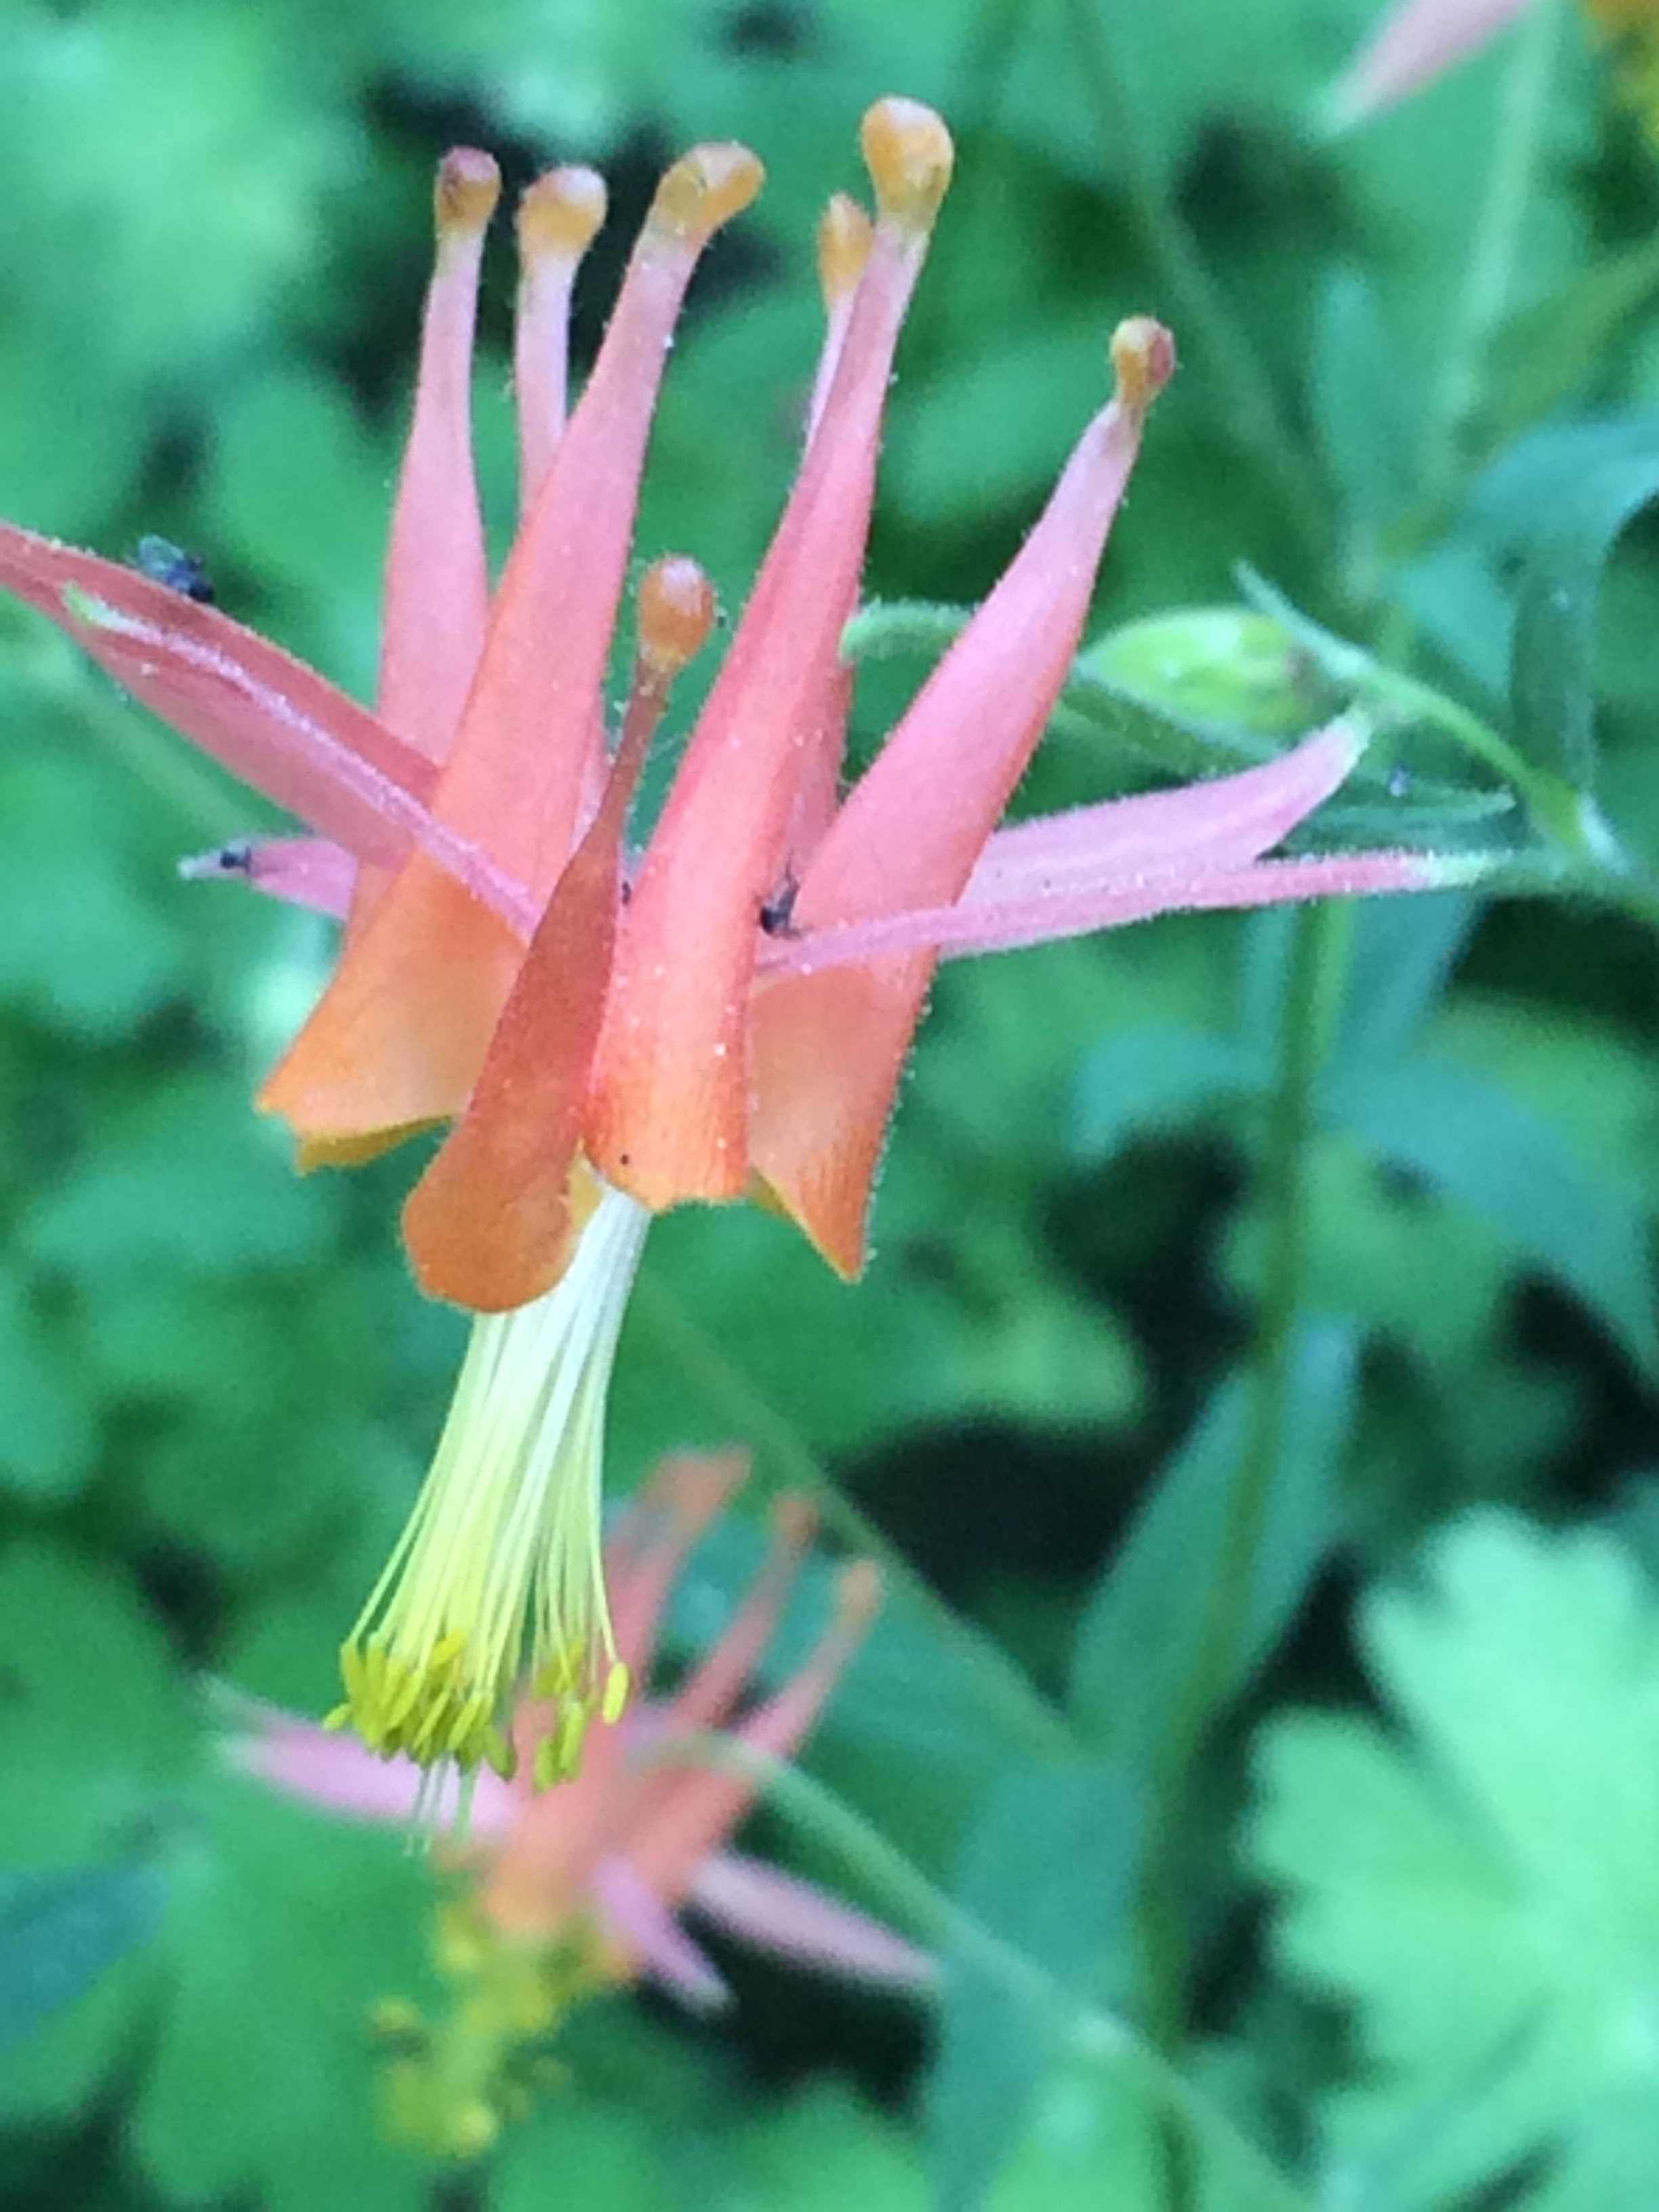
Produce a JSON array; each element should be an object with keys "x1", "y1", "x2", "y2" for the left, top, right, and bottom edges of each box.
[
  {"x1": 739, "y1": 2082, "x2": 926, "y2": 2212},
  {"x1": 0, "y1": 1548, "x2": 188, "y2": 2125},
  {"x1": 1310, "y1": 266, "x2": 1415, "y2": 548},
  {"x1": 1320, "y1": 1054, "x2": 1659, "y2": 1376},
  {"x1": 926, "y1": 1761, "x2": 1141, "y2": 2212},
  {"x1": 0, "y1": 1272, "x2": 98, "y2": 1500},
  {"x1": 0, "y1": 1854, "x2": 167, "y2": 2053},
  {"x1": 985, "y1": 2053, "x2": 1165, "y2": 2212},
  {"x1": 1250, "y1": 1511, "x2": 1659, "y2": 2209},
  {"x1": 1070, "y1": 1326, "x2": 1357, "y2": 1762},
  {"x1": 1328, "y1": 894, "x2": 1475, "y2": 1071},
  {"x1": 132, "y1": 1778, "x2": 436, "y2": 2212},
  {"x1": 23, "y1": 1075, "x2": 333, "y2": 1282},
  {"x1": 1501, "y1": 417, "x2": 1659, "y2": 789},
  {"x1": 0, "y1": 1546, "x2": 192, "y2": 1868},
  {"x1": 1071, "y1": 1025, "x2": 1269, "y2": 1162}
]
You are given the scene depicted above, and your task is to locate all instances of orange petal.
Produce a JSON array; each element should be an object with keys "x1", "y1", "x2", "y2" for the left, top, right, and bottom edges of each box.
[
  {"x1": 514, "y1": 164, "x2": 607, "y2": 509},
  {"x1": 751, "y1": 322, "x2": 1172, "y2": 1273},
  {"x1": 260, "y1": 867, "x2": 521, "y2": 1164},
  {"x1": 350, "y1": 150, "x2": 498, "y2": 941},
  {"x1": 0, "y1": 525, "x2": 437, "y2": 864},
  {"x1": 398, "y1": 708, "x2": 652, "y2": 1310},
  {"x1": 375, "y1": 148, "x2": 497, "y2": 766},
  {"x1": 584, "y1": 102, "x2": 952, "y2": 1213},
  {"x1": 263, "y1": 147, "x2": 760, "y2": 1157},
  {"x1": 624, "y1": 1561, "x2": 880, "y2": 1911}
]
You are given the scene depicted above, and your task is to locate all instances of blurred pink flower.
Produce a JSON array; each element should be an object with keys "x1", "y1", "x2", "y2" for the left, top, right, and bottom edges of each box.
[
  {"x1": 1324, "y1": 0, "x2": 1535, "y2": 127},
  {"x1": 228, "y1": 1451, "x2": 927, "y2": 2154}
]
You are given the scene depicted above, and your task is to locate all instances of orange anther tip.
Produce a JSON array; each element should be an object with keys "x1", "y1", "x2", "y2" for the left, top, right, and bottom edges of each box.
[
  {"x1": 518, "y1": 165, "x2": 607, "y2": 260},
  {"x1": 772, "y1": 1495, "x2": 818, "y2": 1550},
  {"x1": 638, "y1": 554, "x2": 718, "y2": 676},
  {"x1": 1110, "y1": 317, "x2": 1177, "y2": 412},
  {"x1": 817, "y1": 193, "x2": 874, "y2": 304},
  {"x1": 436, "y1": 148, "x2": 501, "y2": 234},
  {"x1": 836, "y1": 1558, "x2": 883, "y2": 1624},
  {"x1": 652, "y1": 1448, "x2": 750, "y2": 1520},
  {"x1": 651, "y1": 142, "x2": 765, "y2": 242},
  {"x1": 860, "y1": 98, "x2": 954, "y2": 230}
]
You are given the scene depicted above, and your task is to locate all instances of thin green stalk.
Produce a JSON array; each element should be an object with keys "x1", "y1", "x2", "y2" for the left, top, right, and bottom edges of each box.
[
  {"x1": 1061, "y1": 0, "x2": 1328, "y2": 565},
  {"x1": 1420, "y1": 0, "x2": 1563, "y2": 504},
  {"x1": 632, "y1": 1274, "x2": 1081, "y2": 1765},
  {"x1": 1141, "y1": 901, "x2": 1347, "y2": 2053},
  {"x1": 654, "y1": 1731, "x2": 1314, "y2": 2212}
]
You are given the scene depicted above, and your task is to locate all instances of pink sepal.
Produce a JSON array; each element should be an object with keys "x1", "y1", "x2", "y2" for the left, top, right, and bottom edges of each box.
[
  {"x1": 0, "y1": 525, "x2": 432, "y2": 867},
  {"x1": 687, "y1": 1851, "x2": 935, "y2": 1990},
  {"x1": 966, "y1": 719, "x2": 1365, "y2": 904},
  {"x1": 761, "y1": 848, "x2": 1468, "y2": 975},
  {"x1": 590, "y1": 1856, "x2": 731, "y2": 2011},
  {"x1": 179, "y1": 836, "x2": 358, "y2": 918},
  {"x1": 1325, "y1": 0, "x2": 1532, "y2": 127},
  {"x1": 223, "y1": 1709, "x2": 516, "y2": 1840}
]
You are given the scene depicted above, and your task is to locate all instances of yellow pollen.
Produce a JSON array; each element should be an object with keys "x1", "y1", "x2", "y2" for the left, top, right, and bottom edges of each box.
[
  {"x1": 435, "y1": 147, "x2": 501, "y2": 237},
  {"x1": 649, "y1": 142, "x2": 764, "y2": 243},
  {"x1": 1109, "y1": 317, "x2": 1178, "y2": 413},
  {"x1": 861, "y1": 97, "x2": 954, "y2": 232},
  {"x1": 817, "y1": 192, "x2": 874, "y2": 305},
  {"x1": 517, "y1": 164, "x2": 607, "y2": 262},
  {"x1": 333, "y1": 1181, "x2": 651, "y2": 1799},
  {"x1": 638, "y1": 554, "x2": 718, "y2": 678}
]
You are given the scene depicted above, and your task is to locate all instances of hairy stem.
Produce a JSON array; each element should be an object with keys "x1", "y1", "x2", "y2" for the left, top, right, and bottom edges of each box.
[{"x1": 1141, "y1": 900, "x2": 1347, "y2": 2055}]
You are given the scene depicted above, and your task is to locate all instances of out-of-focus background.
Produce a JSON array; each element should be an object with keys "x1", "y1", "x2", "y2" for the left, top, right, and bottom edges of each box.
[{"x1": 4, "y1": 0, "x2": 1659, "y2": 2205}]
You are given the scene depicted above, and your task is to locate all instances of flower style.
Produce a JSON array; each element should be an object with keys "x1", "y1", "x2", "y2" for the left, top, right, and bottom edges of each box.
[
  {"x1": 0, "y1": 98, "x2": 1483, "y2": 1788},
  {"x1": 229, "y1": 1451, "x2": 928, "y2": 2158}
]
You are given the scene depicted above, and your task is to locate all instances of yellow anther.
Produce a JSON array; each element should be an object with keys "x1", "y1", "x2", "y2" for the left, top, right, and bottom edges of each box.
[
  {"x1": 449, "y1": 2100, "x2": 500, "y2": 2160},
  {"x1": 370, "y1": 1998, "x2": 428, "y2": 2045},
  {"x1": 836, "y1": 1557, "x2": 884, "y2": 1628},
  {"x1": 817, "y1": 192, "x2": 873, "y2": 306},
  {"x1": 517, "y1": 164, "x2": 607, "y2": 262},
  {"x1": 1110, "y1": 317, "x2": 1178, "y2": 414},
  {"x1": 638, "y1": 555, "x2": 718, "y2": 679},
  {"x1": 861, "y1": 98, "x2": 954, "y2": 232},
  {"x1": 601, "y1": 1660, "x2": 631, "y2": 1725},
  {"x1": 649, "y1": 142, "x2": 764, "y2": 243},
  {"x1": 557, "y1": 1702, "x2": 590, "y2": 1777},
  {"x1": 435, "y1": 148, "x2": 501, "y2": 237}
]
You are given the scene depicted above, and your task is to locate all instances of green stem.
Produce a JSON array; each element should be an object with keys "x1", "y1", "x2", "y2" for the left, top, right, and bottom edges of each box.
[
  {"x1": 632, "y1": 1275, "x2": 1080, "y2": 1765},
  {"x1": 1141, "y1": 901, "x2": 1346, "y2": 2053},
  {"x1": 1061, "y1": 0, "x2": 1328, "y2": 565},
  {"x1": 1420, "y1": 0, "x2": 1563, "y2": 504},
  {"x1": 655, "y1": 1732, "x2": 1313, "y2": 2212}
]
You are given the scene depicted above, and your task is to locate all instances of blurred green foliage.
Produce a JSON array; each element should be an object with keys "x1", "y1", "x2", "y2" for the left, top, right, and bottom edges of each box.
[{"x1": 3, "y1": 0, "x2": 1659, "y2": 2205}]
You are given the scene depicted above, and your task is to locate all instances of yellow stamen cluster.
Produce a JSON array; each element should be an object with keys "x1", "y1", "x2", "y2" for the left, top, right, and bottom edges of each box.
[
  {"x1": 329, "y1": 1181, "x2": 651, "y2": 1789},
  {"x1": 375, "y1": 1900, "x2": 619, "y2": 2160}
]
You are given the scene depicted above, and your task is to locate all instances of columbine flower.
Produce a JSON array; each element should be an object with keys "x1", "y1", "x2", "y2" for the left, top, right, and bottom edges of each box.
[
  {"x1": 0, "y1": 98, "x2": 1483, "y2": 1786},
  {"x1": 229, "y1": 1451, "x2": 926, "y2": 2158}
]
